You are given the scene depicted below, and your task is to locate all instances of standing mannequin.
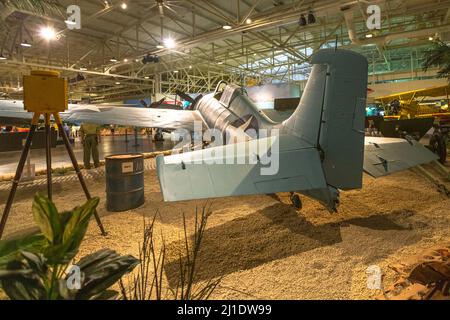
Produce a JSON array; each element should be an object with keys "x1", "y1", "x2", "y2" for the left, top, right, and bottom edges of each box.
[{"x1": 80, "y1": 122, "x2": 101, "y2": 169}]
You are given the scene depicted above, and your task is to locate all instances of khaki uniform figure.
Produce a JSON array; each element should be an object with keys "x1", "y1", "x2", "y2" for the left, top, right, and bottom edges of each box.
[{"x1": 80, "y1": 123, "x2": 101, "y2": 169}]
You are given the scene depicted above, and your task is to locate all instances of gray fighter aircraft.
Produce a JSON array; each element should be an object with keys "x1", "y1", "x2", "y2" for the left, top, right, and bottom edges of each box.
[{"x1": 0, "y1": 49, "x2": 438, "y2": 212}]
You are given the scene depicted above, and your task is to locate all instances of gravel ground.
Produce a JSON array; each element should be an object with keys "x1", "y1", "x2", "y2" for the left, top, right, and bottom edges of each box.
[{"x1": 0, "y1": 164, "x2": 449, "y2": 300}]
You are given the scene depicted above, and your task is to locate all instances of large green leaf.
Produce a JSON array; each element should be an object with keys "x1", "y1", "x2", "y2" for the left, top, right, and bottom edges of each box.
[
  {"x1": 90, "y1": 290, "x2": 119, "y2": 300},
  {"x1": 20, "y1": 251, "x2": 48, "y2": 276},
  {"x1": 0, "y1": 234, "x2": 47, "y2": 268},
  {"x1": 75, "y1": 248, "x2": 115, "y2": 271},
  {"x1": 59, "y1": 211, "x2": 73, "y2": 230},
  {"x1": 43, "y1": 242, "x2": 78, "y2": 265},
  {"x1": 73, "y1": 249, "x2": 139, "y2": 300},
  {"x1": 32, "y1": 194, "x2": 61, "y2": 243},
  {"x1": 41, "y1": 197, "x2": 99, "y2": 265},
  {"x1": 62, "y1": 197, "x2": 99, "y2": 248},
  {"x1": 0, "y1": 260, "x2": 46, "y2": 300}
]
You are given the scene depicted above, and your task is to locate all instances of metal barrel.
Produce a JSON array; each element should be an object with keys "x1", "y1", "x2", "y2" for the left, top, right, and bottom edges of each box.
[{"x1": 105, "y1": 153, "x2": 145, "y2": 212}]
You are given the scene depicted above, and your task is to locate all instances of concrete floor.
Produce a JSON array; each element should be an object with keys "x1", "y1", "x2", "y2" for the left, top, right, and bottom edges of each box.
[{"x1": 0, "y1": 134, "x2": 175, "y2": 175}]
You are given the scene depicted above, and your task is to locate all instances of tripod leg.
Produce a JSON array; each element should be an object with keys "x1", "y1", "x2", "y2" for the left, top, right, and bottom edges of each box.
[
  {"x1": 44, "y1": 114, "x2": 52, "y2": 201},
  {"x1": 0, "y1": 113, "x2": 40, "y2": 239},
  {"x1": 54, "y1": 114, "x2": 107, "y2": 236}
]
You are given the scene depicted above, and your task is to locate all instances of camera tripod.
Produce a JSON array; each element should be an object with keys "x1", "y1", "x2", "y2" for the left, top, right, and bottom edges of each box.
[{"x1": 0, "y1": 112, "x2": 107, "y2": 239}]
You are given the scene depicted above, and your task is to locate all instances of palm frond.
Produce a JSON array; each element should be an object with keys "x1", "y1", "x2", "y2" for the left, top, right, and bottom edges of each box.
[{"x1": 423, "y1": 41, "x2": 450, "y2": 80}]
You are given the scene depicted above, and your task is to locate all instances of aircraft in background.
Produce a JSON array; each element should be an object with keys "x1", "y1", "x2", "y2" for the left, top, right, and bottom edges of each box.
[
  {"x1": 138, "y1": 90, "x2": 203, "y2": 140},
  {"x1": 375, "y1": 84, "x2": 450, "y2": 119},
  {"x1": 0, "y1": 49, "x2": 439, "y2": 211},
  {"x1": 372, "y1": 85, "x2": 450, "y2": 163}
]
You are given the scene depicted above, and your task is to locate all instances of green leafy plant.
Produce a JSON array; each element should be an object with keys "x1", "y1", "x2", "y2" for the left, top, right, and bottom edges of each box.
[
  {"x1": 423, "y1": 41, "x2": 450, "y2": 80},
  {"x1": 0, "y1": 194, "x2": 139, "y2": 300},
  {"x1": 120, "y1": 206, "x2": 221, "y2": 300}
]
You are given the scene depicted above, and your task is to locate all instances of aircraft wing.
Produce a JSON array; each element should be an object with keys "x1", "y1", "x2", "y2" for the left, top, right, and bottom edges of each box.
[
  {"x1": 63, "y1": 105, "x2": 204, "y2": 130},
  {"x1": 156, "y1": 135, "x2": 328, "y2": 201},
  {"x1": 375, "y1": 84, "x2": 450, "y2": 103},
  {"x1": 0, "y1": 100, "x2": 205, "y2": 131},
  {"x1": 363, "y1": 136, "x2": 438, "y2": 177}
]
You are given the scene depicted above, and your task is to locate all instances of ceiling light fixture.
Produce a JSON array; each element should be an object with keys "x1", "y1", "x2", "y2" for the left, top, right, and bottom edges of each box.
[
  {"x1": 428, "y1": 36, "x2": 434, "y2": 41},
  {"x1": 0, "y1": 54, "x2": 6, "y2": 60},
  {"x1": 223, "y1": 25, "x2": 232, "y2": 30},
  {"x1": 120, "y1": 2, "x2": 127, "y2": 9},
  {"x1": 163, "y1": 37, "x2": 176, "y2": 49},
  {"x1": 156, "y1": 43, "x2": 164, "y2": 49},
  {"x1": 123, "y1": 58, "x2": 128, "y2": 62},
  {"x1": 79, "y1": 67, "x2": 87, "y2": 71},
  {"x1": 110, "y1": 57, "x2": 118, "y2": 62},
  {"x1": 173, "y1": 70, "x2": 179, "y2": 73},
  {"x1": 189, "y1": 65, "x2": 192, "y2": 69},
  {"x1": 39, "y1": 26, "x2": 57, "y2": 41},
  {"x1": 246, "y1": 18, "x2": 252, "y2": 24},
  {"x1": 365, "y1": 33, "x2": 373, "y2": 38},
  {"x1": 144, "y1": 76, "x2": 150, "y2": 79},
  {"x1": 115, "y1": 82, "x2": 121, "y2": 85},
  {"x1": 217, "y1": 61, "x2": 224, "y2": 65},
  {"x1": 20, "y1": 40, "x2": 32, "y2": 47}
]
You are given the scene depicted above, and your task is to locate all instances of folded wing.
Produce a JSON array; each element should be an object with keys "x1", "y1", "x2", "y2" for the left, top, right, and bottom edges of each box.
[{"x1": 364, "y1": 136, "x2": 438, "y2": 177}]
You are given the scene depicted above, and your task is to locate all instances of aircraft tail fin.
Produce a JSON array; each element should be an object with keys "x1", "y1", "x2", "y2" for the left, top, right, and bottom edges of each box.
[{"x1": 283, "y1": 49, "x2": 368, "y2": 190}]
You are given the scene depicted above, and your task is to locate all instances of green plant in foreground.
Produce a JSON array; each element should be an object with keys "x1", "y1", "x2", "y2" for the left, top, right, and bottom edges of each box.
[
  {"x1": 0, "y1": 194, "x2": 139, "y2": 300},
  {"x1": 120, "y1": 206, "x2": 221, "y2": 300}
]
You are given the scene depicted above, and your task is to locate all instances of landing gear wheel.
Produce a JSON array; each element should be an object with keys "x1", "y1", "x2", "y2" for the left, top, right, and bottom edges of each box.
[
  {"x1": 429, "y1": 133, "x2": 447, "y2": 164},
  {"x1": 154, "y1": 132, "x2": 164, "y2": 141},
  {"x1": 289, "y1": 193, "x2": 302, "y2": 210}
]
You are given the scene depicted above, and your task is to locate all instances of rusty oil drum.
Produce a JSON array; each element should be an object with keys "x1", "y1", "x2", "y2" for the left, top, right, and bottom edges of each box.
[{"x1": 105, "y1": 153, "x2": 144, "y2": 212}]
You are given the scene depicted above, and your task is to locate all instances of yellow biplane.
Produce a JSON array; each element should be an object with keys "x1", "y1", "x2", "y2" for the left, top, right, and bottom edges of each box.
[
  {"x1": 375, "y1": 84, "x2": 450, "y2": 119},
  {"x1": 373, "y1": 84, "x2": 450, "y2": 163}
]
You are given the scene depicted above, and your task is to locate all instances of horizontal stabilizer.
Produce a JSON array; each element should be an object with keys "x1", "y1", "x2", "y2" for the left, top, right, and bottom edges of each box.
[
  {"x1": 364, "y1": 137, "x2": 438, "y2": 177},
  {"x1": 156, "y1": 135, "x2": 328, "y2": 201}
]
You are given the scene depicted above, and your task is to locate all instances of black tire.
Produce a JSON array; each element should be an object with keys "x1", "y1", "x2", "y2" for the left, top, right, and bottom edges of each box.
[
  {"x1": 429, "y1": 133, "x2": 447, "y2": 163},
  {"x1": 290, "y1": 193, "x2": 302, "y2": 210},
  {"x1": 154, "y1": 132, "x2": 164, "y2": 141}
]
